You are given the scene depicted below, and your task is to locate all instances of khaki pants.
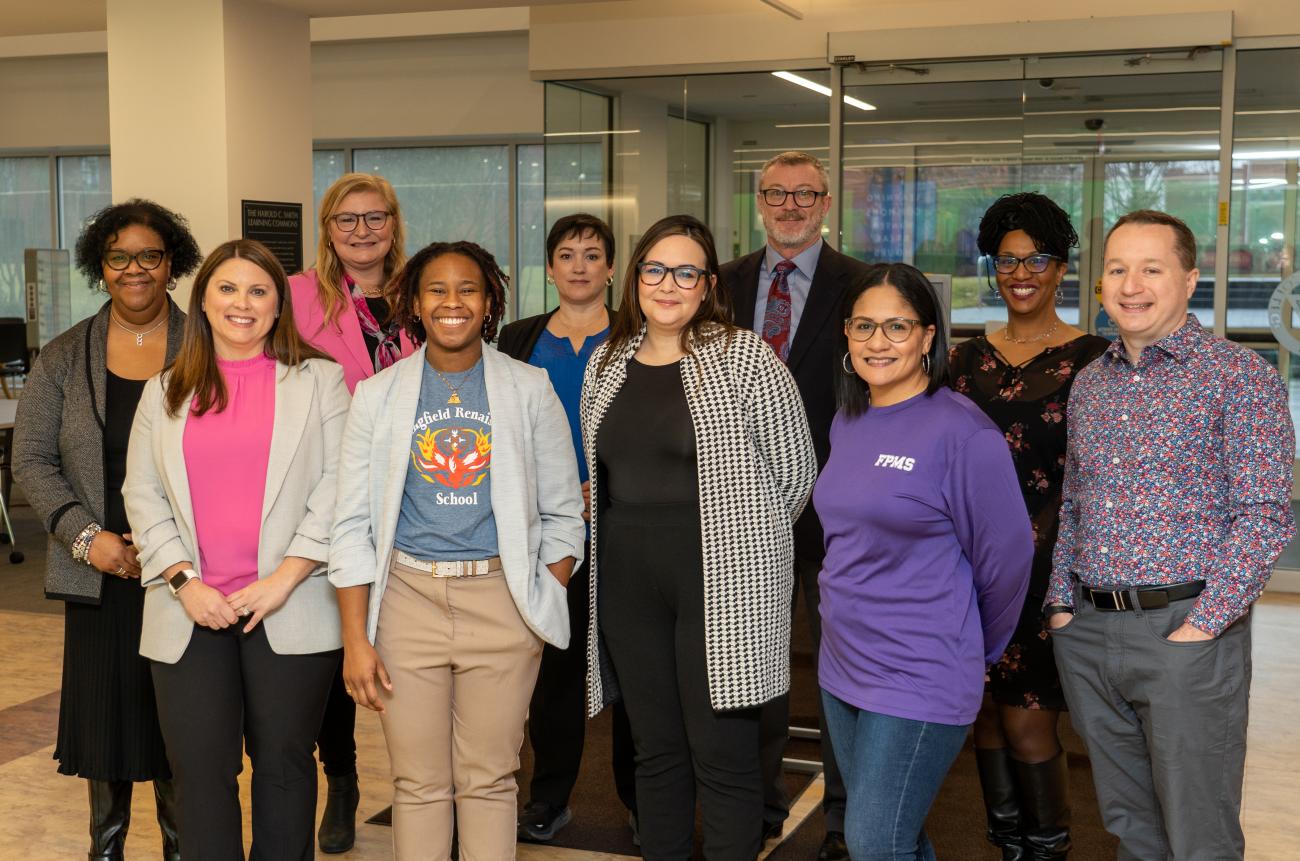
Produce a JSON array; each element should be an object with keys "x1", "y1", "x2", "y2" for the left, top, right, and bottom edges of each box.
[{"x1": 376, "y1": 559, "x2": 543, "y2": 861}]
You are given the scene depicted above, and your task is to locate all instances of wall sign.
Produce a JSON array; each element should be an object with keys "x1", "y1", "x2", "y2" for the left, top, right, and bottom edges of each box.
[
  {"x1": 241, "y1": 200, "x2": 303, "y2": 276},
  {"x1": 1266, "y1": 272, "x2": 1300, "y2": 356}
]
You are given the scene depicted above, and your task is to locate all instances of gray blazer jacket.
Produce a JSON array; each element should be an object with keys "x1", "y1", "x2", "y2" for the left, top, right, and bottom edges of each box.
[
  {"x1": 123, "y1": 358, "x2": 350, "y2": 664},
  {"x1": 329, "y1": 345, "x2": 585, "y2": 648},
  {"x1": 13, "y1": 300, "x2": 186, "y2": 604}
]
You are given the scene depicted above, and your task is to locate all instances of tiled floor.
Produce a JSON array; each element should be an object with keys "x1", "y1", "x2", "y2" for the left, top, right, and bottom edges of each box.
[{"x1": 1, "y1": 596, "x2": 1297, "y2": 859}]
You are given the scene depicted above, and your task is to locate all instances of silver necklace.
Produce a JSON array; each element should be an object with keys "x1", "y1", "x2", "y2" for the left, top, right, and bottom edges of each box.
[
  {"x1": 1001, "y1": 319, "x2": 1059, "y2": 345},
  {"x1": 110, "y1": 309, "x2": 167, "y2": 347}
]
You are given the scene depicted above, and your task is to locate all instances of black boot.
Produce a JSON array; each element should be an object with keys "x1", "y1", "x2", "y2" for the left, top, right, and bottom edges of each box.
[
  {"x1": 318, "y1": 772, "x2": 360, "y2": 854},
  {"x1": 975, "y1": 748, "x2": 1026, "y2": 860},
  {"x1": 87, "y1": 780, "x2": 133, "y2": 861},
  {"x1": 153, "y1": 778, "x2": 181, "y2": 861},
  {"x1": 1014, "y1": 751, "x2": 1072, "y2": 859}
]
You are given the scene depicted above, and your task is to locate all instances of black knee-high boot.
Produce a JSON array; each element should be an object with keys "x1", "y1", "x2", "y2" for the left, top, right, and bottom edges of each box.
[
  {"x1": 975, "y1": 748, "x2": 1026, "y2": 860},
  {"x1": 153, "y1": 778, "x2": 181, "y2": 861},
  {"x1": 87, "y1": 780, "x2": 133, "y2": 861},
  {"x1": 1014, "y1": 751, "x2": 1072, "y2": 859}
]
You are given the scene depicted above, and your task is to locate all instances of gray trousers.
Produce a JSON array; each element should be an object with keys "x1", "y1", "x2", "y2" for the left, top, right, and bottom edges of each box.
[{"x1": 1051, "y1": 589, "x2": 1251, "y2": 861}]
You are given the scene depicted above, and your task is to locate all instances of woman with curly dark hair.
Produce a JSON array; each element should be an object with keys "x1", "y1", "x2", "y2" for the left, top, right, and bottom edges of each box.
[
  {"x1": 13, "y1": 198, "x2": 201, "y2": 861},
  {"x1": 950, "y1": 192, "x2": 1109, "y2": 860},
  {"x1": 329, "y1": 241, "x2": 585, "y2": 860}
]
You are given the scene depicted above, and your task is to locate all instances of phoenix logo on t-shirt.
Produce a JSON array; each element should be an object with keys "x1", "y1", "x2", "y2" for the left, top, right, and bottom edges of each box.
[{"x1": 411, "y1": 426, "x2": 491, "y2": 490}]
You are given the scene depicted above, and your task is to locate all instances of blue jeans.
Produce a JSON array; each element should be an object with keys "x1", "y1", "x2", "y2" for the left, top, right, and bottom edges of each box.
[{"x1": 821, "y1": 690, "x2": 968, "y2": 861}]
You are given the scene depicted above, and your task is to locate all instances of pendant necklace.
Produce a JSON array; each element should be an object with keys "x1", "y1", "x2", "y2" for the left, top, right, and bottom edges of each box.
[
  {"x1": 433, "y1": 367, "x2": 473, "y2": 405},
  {"x1": 110, "y1": 309, "x2": 167, "y2": 347}
]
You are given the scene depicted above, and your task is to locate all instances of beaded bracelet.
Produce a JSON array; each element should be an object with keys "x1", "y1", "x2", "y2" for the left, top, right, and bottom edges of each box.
[{"x1": 71, "y1": 523, "x2": 103, "y2": 564}]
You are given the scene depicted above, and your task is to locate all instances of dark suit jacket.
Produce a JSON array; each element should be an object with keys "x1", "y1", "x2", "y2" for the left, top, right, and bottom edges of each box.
[
  {"x1": 496, "y1": 309, "x2": 557, "y2": 363},
  {"x1": 718, "y1": 242, "x2": 871, "y2": 560}
]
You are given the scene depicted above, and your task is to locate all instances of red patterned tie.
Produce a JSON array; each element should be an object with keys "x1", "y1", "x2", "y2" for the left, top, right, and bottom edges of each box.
[{"x1": 762, "y1": 259, "x2": 796, "y2": 362}]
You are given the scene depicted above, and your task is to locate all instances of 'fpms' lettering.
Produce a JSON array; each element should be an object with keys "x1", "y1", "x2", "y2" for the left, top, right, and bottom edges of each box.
[{"x1": 873, "y1": 453, "x2": 916, "y2": 472}]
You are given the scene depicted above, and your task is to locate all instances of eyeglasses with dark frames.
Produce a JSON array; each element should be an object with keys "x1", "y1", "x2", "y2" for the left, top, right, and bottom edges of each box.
[
  {"x1": 990, "y1": 253, "x2": 1063, "y2": 275},
  {"x1": 759, "y1": 188, "x2": 827, "y2": 208},
  {"x1": 844, "y1": 316, "x2": 922, "y2": 343},
  {"x1": 103, "y1": 249, "x2": 166, "y2": 271},
  {"x1": 637, "y1": 261, "x2": 707, "y2": 290},
  {"x1": 330, "y1": 211, "x2": 391, "y2": 232}
]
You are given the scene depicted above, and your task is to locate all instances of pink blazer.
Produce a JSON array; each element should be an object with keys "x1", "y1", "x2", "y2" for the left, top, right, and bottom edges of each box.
[{"x1": 289, "y1": 269, "x2": 416, "y2": 394}]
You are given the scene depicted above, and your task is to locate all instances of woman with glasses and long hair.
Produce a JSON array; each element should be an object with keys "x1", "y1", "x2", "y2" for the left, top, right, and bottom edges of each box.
[
  {"x1": 497, "y1": 213, "x2": 638, "y2": 844},
  {"x1": 124, "y1": 238, "x2": 349, "y2": 861},
  {"x1": 579, "y1": 214, "x2": 816, "y2": 860},
  {"x1": 14, "y1": 199, "x2": 201, "y2": 861},
  {"x1": 950, "y1": 193, "x2": 1109, "y2": 860},
  {"x1": 817, "y1": 263, "x2": 1032, "y2": 861},
  {"x1": 330, "y1": 240, "x2": 585, "y2": 861},
  {"x1": 289, "y1": 172, "x2": 415, "y2": 851}
]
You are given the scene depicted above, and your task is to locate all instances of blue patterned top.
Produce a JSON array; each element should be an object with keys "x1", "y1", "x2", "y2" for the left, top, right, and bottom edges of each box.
[{"x1": 1047, "y1": 316, "x2": 1296, "y2": 635}]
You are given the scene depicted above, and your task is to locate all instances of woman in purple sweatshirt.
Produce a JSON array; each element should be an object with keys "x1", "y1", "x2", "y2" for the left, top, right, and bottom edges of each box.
[{"x1": 815, "y1": 262, "x2": 1033, "y2": 861}]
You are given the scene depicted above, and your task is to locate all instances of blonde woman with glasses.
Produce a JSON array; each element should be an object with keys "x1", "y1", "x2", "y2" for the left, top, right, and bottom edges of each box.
[{"x1": 288, "y1": 172, "x2": 416, "y2": 852}]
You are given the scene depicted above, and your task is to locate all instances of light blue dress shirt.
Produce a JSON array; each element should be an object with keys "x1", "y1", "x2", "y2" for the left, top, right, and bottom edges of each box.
[{"x1": 752, "y1": 238, "x2": 825, "y2": 341}]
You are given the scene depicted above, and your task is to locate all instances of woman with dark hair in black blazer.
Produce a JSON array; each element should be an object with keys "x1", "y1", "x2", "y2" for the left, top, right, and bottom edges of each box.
[{"x1": 497, "y1": 213, "x2": 637, "y2": 843}]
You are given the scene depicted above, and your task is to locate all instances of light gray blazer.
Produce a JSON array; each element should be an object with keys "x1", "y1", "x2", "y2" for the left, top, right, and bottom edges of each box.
[
  {"x1": 123, "y1": 358, "x2": 351, "y2": 664},
  {"x1": 328, "y1": 345, "x2": 585, "y2": 648}
]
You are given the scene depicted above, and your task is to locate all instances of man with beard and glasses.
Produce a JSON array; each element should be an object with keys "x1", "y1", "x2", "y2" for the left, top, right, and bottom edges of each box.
[{"x1": 719, "y1": 150, "x2": 871, "y2": 861}]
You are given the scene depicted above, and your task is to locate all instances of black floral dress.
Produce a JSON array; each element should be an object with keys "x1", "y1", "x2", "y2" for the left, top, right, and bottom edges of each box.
[{"x1": 950, "y1": 333, "x2": 1110, "y2": 710}]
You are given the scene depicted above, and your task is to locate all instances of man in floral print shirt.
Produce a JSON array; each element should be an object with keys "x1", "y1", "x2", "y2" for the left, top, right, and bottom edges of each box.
[{"x1": 1046, "y1": 210, "x2": 1295, "y2": 860}]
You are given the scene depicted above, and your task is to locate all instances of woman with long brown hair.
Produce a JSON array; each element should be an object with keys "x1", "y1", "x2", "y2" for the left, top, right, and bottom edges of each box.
[
  {"x1": 579, "y1": 214, "x2": 816, "y2": 859},
  {"x1": 124, "y1": 239, "x2": 350, "y2": 861}
]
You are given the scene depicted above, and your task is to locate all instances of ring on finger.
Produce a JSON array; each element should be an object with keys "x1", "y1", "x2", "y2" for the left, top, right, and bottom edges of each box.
[{"x1": 114, "y1": 566, "x2": 126, "y2": 577}]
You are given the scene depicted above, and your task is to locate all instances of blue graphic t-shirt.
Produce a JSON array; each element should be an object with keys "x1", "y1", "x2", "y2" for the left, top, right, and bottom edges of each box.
[{"x1": 392, "y1": 357, "x2": 499, "y2": 561}]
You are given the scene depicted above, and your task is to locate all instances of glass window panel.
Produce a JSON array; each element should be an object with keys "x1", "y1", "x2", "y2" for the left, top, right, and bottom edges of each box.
[
  {"x1": 0, "y1": 157, "x2": 54, "y2": 319},
  {"x1": 356, "y1": 145, "x2": 511, "y2": 270},
  {"x1": 312, "y1": 149, "x2": 347, "y2": 251},
  {"x1": 516, "y1": 144, "x2": 548, "y2": 319},
  {"x1": 57, "y1": 155, "x2": 112, "y2": 323},
  {"x1": 667, "y1": 115, "x2": 708, "y2": 223}
]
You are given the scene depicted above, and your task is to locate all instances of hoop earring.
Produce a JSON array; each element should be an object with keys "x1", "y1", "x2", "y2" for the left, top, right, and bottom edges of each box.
[
  {"x1": 605, "y1": 275, "x2": 615, "y2": 288},
  {"x1": 922, "y1": 353, "x2": 932, "y2": 374},
  {"x1": 842, "y1": 352, "x2": 855, "y2": 374},
  {"x1": 97, "y1": 278, "x2": 106, "y2": 292}
]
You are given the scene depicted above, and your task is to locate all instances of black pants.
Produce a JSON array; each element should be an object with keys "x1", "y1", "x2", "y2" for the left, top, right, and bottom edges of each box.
[
  {"x1": 151, "y1": 623, "x2": 339, "y2": 861},
  {"x1": 599, "y1": 501, "x2": 762, "y2": 861},
  {"x1": 316, "y1": 663, "x2": 357, "y2": 776},
  {"x1": 528, "y1": 554, "x2": 638, "y2": 813},
  {"x1": 758, "y1": 554, "x2": 846, "y2": 832}
]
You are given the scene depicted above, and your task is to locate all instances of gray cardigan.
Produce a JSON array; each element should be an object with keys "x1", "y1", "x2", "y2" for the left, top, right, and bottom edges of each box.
[{"x1": 12, "y1": 300, "x2": 186, "y2": 604}]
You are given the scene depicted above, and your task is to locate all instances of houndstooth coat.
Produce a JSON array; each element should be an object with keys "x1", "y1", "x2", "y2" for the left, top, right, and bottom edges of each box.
[{"x1": 580, "y1": 324, "x2": 817, "y2": 714}]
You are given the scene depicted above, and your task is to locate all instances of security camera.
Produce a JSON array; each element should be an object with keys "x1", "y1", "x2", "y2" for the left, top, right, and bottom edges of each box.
[
  {"x1": 1084, "y1": 118, "x2": 1106, "y2": 131},
  {"x1": 1038, "y1": 78, "x2": 1056, "y2": 89}
]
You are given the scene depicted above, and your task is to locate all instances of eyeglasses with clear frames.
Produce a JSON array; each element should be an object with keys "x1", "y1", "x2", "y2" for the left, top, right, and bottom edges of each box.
[
  {"x1": 637, "y1": 261, "x2": 706, "y2": 290},
  {"x1": 331, "y1": 211, "x2": 391, "y2": 232},
  {"x1": 990, "y1": 253, "x2": 1062, "y2": 274},
  {"x1": 103, "y1": 249, "x2": 166, "y2": 271},
  {"x1": 844, "y1": 316, "x2": 922, "y2": 343},
  {"x1": 759, "y1": 188, "x2": 827, "y2": 208}
]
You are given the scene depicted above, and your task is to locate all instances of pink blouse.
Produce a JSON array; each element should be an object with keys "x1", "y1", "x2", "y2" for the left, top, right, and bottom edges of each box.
[{"x1": 182, "y1": 354, "x2": 276, "y2": 595}]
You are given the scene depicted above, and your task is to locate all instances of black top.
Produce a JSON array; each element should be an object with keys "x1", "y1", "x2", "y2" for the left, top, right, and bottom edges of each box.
[
  {"x1": 949, "y1": 333, "x2": 1110, "y2": 597},
  {"x1": 103, "y1": 370, "x2": 149, "y2": 535},
  {"x1": 596, "y1": 358, "x2": 698, "y2": 505},
  {"x1": 358, "y1": 296, "x2": 392, "y2": 367}
]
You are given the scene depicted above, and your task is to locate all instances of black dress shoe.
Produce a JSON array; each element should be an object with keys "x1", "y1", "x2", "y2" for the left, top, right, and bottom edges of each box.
[
  {"x1": 518, "y1": 800, "x2": 573, "y2": 843},
  {"x1": 318, "y1": 772, "x2": 360, "y2": 853},
  {"x1": 761, "y1": 820, "x2": 784, "y2": 843},
  {"x1": 818, "y1": 831, "x2": 849, "y2": 861}
]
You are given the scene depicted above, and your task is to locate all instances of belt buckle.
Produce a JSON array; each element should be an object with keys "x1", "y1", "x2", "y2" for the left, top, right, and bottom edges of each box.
[{"x1": 1090, "y1": 587, "x2": 1127, "y2": 611}]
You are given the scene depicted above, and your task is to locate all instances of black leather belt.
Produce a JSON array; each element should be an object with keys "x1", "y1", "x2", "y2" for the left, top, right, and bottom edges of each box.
[{"x1": 1083, "y1": 580, "x2": 1206, "y2": 612}]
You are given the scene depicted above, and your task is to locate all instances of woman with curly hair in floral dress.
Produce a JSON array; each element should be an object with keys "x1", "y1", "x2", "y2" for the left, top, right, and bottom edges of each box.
[{"x1": 949, "y1": 192, "x2": 1109, "y2": 860}]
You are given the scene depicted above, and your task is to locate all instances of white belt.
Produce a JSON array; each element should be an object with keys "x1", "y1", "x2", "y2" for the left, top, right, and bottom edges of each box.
[{"x1": 394, "y1": 550, "x2": 502, "y2": 578}]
